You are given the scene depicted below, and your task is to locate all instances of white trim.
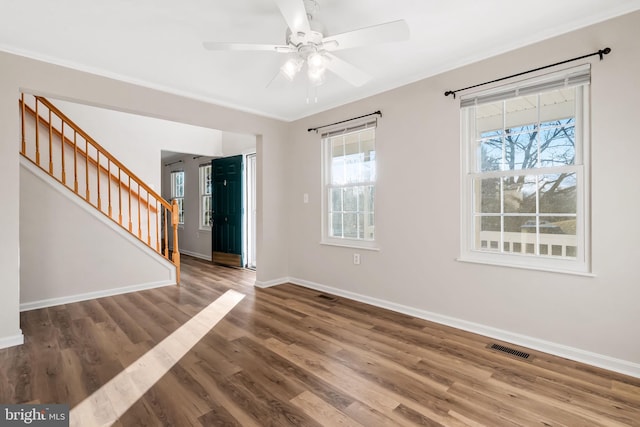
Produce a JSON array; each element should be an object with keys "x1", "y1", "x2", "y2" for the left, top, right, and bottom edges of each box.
[
  {"x1": 287, "y1": 276, "x2": 640, "y2": 379},
  {"x1": 456, "y1": 256, "x2": 596, "y2": 277},
  {"x1": 321, "y1": 125, "x2": 377, "y2": 246},
  {"x1": 20, "y1": 280, "x2": 176, "y2": 312},
  {"x1": 0, "y1": 332, "x2": 25, "y2": 349},
  {"x1": 254, "y1": 277, "x2": 290, "y2": 288},
  {"x1": 319, "y1": 241, "x2": 380, "y2": 251},
  {"x1": 180, "y1": 249, "x2": 211, "y2": 261},
  {"x1": 198, "y1": 163, "x2": 212, "y2": 231},
  {"x1": 459, "y1": 82, "x2": 591, "y2": 275}
]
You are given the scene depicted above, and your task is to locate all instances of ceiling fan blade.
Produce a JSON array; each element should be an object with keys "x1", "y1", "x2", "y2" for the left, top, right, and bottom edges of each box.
[
  {"x1": 324, "y1": 53, "x2": 372, "y2": 87},
  {"x1": 322, "y1": 19, "x2": 410, "y2": 51},
  {"x1": 203, "y1": 42, "x2": 293, "y2": 52},
  {"x1": 274, "y1": 0, "x2": 311, "y2": 34}
]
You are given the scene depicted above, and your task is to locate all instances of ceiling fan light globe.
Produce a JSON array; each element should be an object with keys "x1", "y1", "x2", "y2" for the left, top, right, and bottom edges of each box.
[
  {"x1": 281, "y1": 58, "x2": 303, "y2": 80},
  {"x1": 307, "y1": 52, "x2": 324, "y2": 69},
  {"x1": 307, "y1": 65, "x2": 326, "y2": 85}
]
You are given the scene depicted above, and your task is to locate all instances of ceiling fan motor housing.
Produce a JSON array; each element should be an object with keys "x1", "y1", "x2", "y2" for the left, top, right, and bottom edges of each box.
[{"x1": 285, "y1": 22, "x2": 325, "y2": 53}]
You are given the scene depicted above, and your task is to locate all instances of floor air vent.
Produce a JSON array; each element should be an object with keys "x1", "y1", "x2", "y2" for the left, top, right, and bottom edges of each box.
[
  {"x1": 317, "y1": 294, "x2": 338, "y2": 302},
  {"x1": 488, "y1": 343, "x2": 531, "y2": 360}
]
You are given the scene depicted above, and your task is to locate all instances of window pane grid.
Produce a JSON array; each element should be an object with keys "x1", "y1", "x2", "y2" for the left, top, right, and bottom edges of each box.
[
  {"x1": 324, "y1": 127, "x2": 375, "y2": 242},
  {"x1": 469, "y1": 85, "x2": 582, "y2": 261},
  {"x1": 199, "y1": 164, "x2": 212, "y2": 229},
  {"x1": 170, "y1": 171, "x2": 185, "y2": 225}
]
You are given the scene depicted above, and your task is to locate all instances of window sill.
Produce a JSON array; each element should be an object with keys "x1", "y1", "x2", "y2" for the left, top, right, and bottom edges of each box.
[
  {"x1": 456, "y1": 256, "x2": 595, "y2": 277},
  {"x1": 198, "y1": 227, "x2": 212, "y2": 232},
  {"x1": 320, "y1": 241, "x2": 380, "y2": 252}
]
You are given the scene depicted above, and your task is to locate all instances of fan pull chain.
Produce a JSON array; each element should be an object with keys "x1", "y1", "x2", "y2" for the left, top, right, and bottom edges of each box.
[{"x1": 306, "y1": 85, "x2": 319, "y2": 104}]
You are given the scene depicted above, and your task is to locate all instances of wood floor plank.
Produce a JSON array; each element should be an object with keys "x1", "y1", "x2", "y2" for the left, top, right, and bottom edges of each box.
[
  {"x1": 235, "y1": 335, "x2": 355, "y2": 411},
  {"x1": 218, "y1": 369, "x2": 323, "y2": 427},
  {"x1": 290, "y1": 390, "x2": 364, "y2": 427},
  {"x1": 57, "y1": 348, "x2": 91, "y2": 407},
  {"x1": 97, "y1": 297, "x2": 153, "y2": 345},
  {"x1": 0, "y1": 255, "x2": 638, "y2": 426},
  {"x1": 263, "y1": 337, "x2": 402, "y2": 414},
  {"x1": 485, "y1": 376, "x2": 632, "y2": 427},
  {"x1": 115, "y1": 395, "x2": 163, "y2": 427},
  {"x1": 94, "y1": 320, "x2": 152, "y2": 369},
  {"x1": 343, "y1": 400, "x2": 404, "y2": 427},
  {"x1": 184, "y1": 360, "x2": 262, "y2": 427}
]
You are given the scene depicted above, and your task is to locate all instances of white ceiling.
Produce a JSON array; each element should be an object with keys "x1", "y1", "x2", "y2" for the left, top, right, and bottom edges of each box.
[{"x1": 2, "y1": 0, "x2": 639, "y2": 122}]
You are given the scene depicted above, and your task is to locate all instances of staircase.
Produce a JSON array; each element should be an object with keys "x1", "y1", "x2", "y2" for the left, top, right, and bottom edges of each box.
[{"x1": 19, "y1": 94, "x2": 181, "y2": 282}]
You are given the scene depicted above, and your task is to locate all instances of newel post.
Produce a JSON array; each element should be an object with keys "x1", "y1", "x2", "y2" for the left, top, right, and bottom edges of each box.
[{"x1": 172, "y1": 199, "x2": 181, "y2": 284}]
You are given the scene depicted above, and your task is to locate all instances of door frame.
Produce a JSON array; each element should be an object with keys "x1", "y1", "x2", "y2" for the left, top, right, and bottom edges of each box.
[{"x1": 245, "y1": 152, "x2": 257, "y2": 269}]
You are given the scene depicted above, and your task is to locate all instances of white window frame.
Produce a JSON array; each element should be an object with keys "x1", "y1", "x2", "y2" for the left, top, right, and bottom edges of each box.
[
  {"x1": 199, "y1": 163, "x2": 212, "y2": 231},
  {"x1": 321, "y1": 119, "x2": 378, "y2": 250},
  {"x1": 459, "y1": 66, "x2": 591, "y2": 275},
  {"x1": 170, "y1": 170, "x2": 184, "y2": 225}
]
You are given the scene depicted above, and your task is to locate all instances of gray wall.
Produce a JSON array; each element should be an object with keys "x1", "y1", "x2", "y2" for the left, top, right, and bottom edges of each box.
[
  {"x1": 285, "y1": 11, "x2": 640, "y2": 375},
  {"x1": 0, "y1": 49, "x2": 289, "y2": 346},
  {"x1": 20, "y1": 161, "x2": 175, "y2": 308},
  {"x1": 160, "y1": 140, "x2": 256, "y2": 260},
  {"x1": 162, "y1": 153, "x2": 216, "y2": 260}
]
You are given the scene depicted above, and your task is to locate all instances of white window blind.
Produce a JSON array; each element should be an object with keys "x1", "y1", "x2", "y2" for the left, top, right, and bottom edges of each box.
[
  {"x1": 321, "y1": 119, "x2": 377, "y2": 138},
  {"x1": 460, "y1": 65, "x2": 590, "y2": 108}
]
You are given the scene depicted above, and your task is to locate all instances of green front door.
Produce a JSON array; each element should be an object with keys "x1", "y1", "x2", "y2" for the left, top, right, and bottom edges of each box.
[{"x1": 212, "y1": 155, "x2": 243, "y2": 267}]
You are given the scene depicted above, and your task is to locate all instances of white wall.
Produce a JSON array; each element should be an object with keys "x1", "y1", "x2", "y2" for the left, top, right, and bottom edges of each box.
[
  {"x1": 222, "y1": 131, "x2": 257, "y2": 157},
  {"x1": 20, "y1": 160, "x2": 175, "y2": 307},
  {"x1": 0, "y1": 49, "x2": 289, "y2": 348},
  {"x1": 286, "y1": 11, "x2": 640, "y2": 375},
  {"x1": 50, "y1": 100, "x2": 224, "y2": 191}
]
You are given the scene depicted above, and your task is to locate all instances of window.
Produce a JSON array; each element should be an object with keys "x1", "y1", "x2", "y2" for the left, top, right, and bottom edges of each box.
[
  {"x1": 170, "y1": 170, "x2": 184, "y2": 224},
  {"x1": 460, "y1": 65, "x2": 590, "y2": 273},
  {"x1": 322, "y1": 120, "x2": 376, "y2": 247},
  {"x1": 199, "y1": 164, "x2": 212, "y2": 230}
]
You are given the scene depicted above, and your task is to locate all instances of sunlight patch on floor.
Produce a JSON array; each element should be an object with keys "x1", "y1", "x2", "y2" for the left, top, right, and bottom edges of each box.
[{"x1": 69, "y1": 290, "x2": 245, "y2": 427}]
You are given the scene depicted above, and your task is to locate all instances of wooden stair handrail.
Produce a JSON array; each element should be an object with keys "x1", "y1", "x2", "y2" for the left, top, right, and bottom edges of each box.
[
  {"x1": 21, "y1": 101, "x2": 158, "y2": 214},
  {"x1": 20, "y1": 94, "x2": 180, "y2": 283},
  {"x1": 34, "y1": 96, "x2": 171, "y2": 212}
]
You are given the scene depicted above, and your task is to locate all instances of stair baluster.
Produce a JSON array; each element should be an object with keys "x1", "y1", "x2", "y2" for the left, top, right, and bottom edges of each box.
[{"x1": 19, "y1": 94, "x2": 180, "y2": 283}]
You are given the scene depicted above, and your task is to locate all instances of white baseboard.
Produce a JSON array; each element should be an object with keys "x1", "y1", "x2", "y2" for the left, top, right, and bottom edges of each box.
[
  {"x1": 0, "y1": 332, "x2": 24, "y2": 349},
  {"x1": 287, "y1": 276, "x2": 640, "y2": 379},
  {"x1": 254, "y1": 277, "x2": 290, "y2": 288},
  {"x1": 180, "y1": 249, "x2": 211, "y2": 261},
  {"x1": 20, "y1": 280, "x2": 176, "y2": 312}
]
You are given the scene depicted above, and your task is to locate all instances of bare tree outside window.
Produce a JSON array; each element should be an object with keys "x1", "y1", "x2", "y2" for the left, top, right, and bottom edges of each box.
[{"x1": 472, "y1": 87, "x2": 580, "y2": 259}]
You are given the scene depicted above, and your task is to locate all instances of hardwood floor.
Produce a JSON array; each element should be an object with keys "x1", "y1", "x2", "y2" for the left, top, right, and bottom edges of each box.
[{"x1": 1, "y1": 255, "x2": 639, "y2": 426}]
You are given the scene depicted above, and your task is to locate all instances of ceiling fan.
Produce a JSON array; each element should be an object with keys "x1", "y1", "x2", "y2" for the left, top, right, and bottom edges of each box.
[{"x1": 203, "y1": 0, "x2": 410, "y2": 87}]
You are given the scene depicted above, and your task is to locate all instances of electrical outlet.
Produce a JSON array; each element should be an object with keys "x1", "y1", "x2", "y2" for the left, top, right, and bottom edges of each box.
[
  {"x1": 303, "y1": 193, "x2": 309, "y2": 203},
  {"x1": 353, "y1": 253, "x2": 361, "y2": 265}
]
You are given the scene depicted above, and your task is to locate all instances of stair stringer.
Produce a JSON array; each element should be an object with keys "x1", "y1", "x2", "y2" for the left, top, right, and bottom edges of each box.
[{"x1": 19, "y1": 156, "x2": 177, "y2": 311}]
